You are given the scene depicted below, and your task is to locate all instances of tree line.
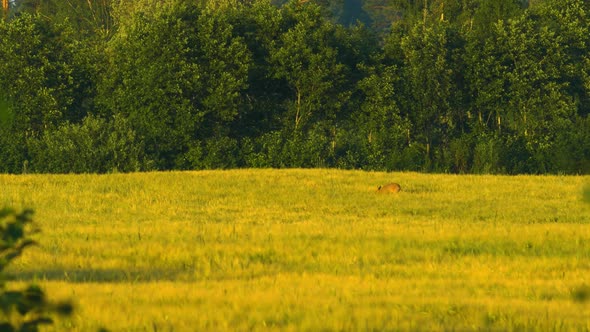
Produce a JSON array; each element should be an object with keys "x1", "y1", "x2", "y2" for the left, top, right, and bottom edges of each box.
[{"x1": 0, "y1": 0, "x2": 588, "y2": 174}]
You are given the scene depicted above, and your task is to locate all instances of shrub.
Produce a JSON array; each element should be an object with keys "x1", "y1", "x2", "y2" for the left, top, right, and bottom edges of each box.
[
  {"x1": 472, "y1": 135, "x2": 502, "y2": 174},
  {"x1": 28, "y1": 115, "x2": 146, "y2": 173},
  {"x1": 0, "y1": 208, "x2": 73, "y2": 331}
]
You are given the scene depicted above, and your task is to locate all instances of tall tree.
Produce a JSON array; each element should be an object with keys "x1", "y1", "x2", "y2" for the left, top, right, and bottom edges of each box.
[
  {"x1": 100, "y1": 0, "x2": 250, "y2": 169},
  {"x1": 470, "y1": 0, "x2": 526, "y2": 37},
  {"x1": 350, "y1": 62, "x2": 408, "y2": 169},
  {"x1": 0, "y1": 13, "x2": 88, "y2": 172},
  {"x1": 270, "y1": 0, "x2": 346, "y2": 133},
  {"x1": 465, "y1": 0, "x2": 583, "y2": 172},
  {"x1": 11, "y1": 0, "x2": 113, "y2": 36},
  {"x1": 397, "y1": 20, "x2": 458, "y2": 169},
  {"x1": 225, "y1": 0, "x2": 285, "y2": 139}
]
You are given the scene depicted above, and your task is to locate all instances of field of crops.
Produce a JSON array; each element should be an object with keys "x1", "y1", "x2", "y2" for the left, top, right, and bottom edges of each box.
[{"x1": 1, "y1": 169, "x2": 589, "y2": 331}]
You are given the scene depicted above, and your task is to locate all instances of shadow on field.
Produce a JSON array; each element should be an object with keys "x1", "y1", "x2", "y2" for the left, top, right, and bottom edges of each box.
[{"x1": 7, "y1": 268, "x2": 187, "y2": 283}]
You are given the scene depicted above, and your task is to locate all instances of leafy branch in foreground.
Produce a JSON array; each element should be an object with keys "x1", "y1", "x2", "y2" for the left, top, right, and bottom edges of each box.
[{"x1": 0, "y1": 207, "x2": 73, "y2": 332}]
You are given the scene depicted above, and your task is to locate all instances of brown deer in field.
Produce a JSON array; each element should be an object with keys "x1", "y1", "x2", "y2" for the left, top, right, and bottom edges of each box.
[{"x1": 377, "y1": 183, "x2": 401, "y2": 193}]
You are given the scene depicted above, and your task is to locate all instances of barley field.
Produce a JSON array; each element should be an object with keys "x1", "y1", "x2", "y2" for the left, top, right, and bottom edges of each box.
[{"x1": 1, "y1": 169, "x2": 589, "y2": 331}]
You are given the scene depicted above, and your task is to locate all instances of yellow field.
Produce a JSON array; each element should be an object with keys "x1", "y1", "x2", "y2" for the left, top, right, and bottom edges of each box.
[{"x1": 1, "y1": 169, "x2": 589, "y2": 331}]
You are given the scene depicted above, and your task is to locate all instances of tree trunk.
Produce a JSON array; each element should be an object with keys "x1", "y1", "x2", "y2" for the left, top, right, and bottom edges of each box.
[
  {"x1": 2, "y1": 0, "x2": 8, "y2": 19},
  {"x1": 295, "y1": 86, "x2": 302, "y2": 131}
]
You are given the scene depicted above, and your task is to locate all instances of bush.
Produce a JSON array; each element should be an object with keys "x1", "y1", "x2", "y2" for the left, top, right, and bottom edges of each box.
[
  {"x1": 447, "y1": 135, "x2": 474, "y2": 173},
  {"x1": 242, "y1": 131, "x2": 287, "y2": 168},
  {"x1": 0, "y1": 98, "x2": 27, "y2": 174},
  {"x1": 552, "y1": 116, "x2": 590, "y2": 174},
  {"x1": 28, "y1": 115, "x2": 146, "y2": 173},
  {"x1": 499, "y1": 136, "x2": 535, "y2": 174},
  {"x1": 0, "y1": 208, "x2": 73, "y2": 331},
  {"x1": 179, "y1": 137, "x2": 241, "y2": 170},
  {"x1": 395, "y1": 144, "x2": 427, "y2": 172},
  {"x1": 472, "y1": 135, "x2": 502, "y2": 174}
]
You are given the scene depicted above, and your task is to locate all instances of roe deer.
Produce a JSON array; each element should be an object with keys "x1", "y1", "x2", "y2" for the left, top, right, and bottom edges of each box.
[{"x1": 377, "y1": 183, "x2": 401, "y2": 193}]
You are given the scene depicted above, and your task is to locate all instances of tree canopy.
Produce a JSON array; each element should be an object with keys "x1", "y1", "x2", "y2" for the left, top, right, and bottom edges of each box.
[{"x1": 1, "y1": 0, "x2": 588, "y2": 174}]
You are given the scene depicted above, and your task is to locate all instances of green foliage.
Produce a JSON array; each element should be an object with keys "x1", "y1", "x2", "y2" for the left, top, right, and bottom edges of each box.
[
  {"x1": 398, "y1": 19, "x2": 459, "y2": 168},
  {"x1": 0, "y1": 0, "x2": 589, "y2": 174},
  {"x1": 0, "y1": 96, "x2": 26, "y2": 174},
  {"x1": 10, "y1": 0, "x2": 114, "y2": 37},
  {"x1": 472, "y1": 135, "x2": 502, "y2": 174},
  {"x1": 179, "y1": 136, "x2": 240, "y2": 170},
  {"x1": 241, "y1": 132, "x2": 280, "y2": 168},
  {"x1": 346, "y1": 63, "x2": 409, "y2": 170},
  {"x1": 0, "y1": 98, "x2": 13, "y2": 128},
  {"x1": 446, "y1": 135, "x2": 473, "y2": 173},
  {"x1": 27, "y1": 115, "x2": 145, "y2": 173},
  {"x1": 0, "y1": 208, "x2": 73, "y2": 331},
  {"x1": 270, "y1": 1, "x2": 346, "y2": 133},
  {"x1": 99, "y1": 0, "x2": 250, "y2": 169},
  {"x1": 0, "y1": 13, "x2": 88, "y2": 133},
  {"x1": 0, "y1": 12, "x2": 98, "y2": 173},
  {"x1": 470, "y1": 0, "x2": 526, "y2": 37},
  {"x1": 464, "y1": 0, "x2": 587, "y2": 173}
]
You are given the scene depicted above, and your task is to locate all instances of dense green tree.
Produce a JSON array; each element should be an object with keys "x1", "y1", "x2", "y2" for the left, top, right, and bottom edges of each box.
[
  {"x1": 0, "y1": 14, "x2": 81, "y2": 133},
  {"x1": 0, "y1": 0, "x2": 588, "y2": 174},
  {"x1": 225, "y1": 0, "x2": 285, "y2": 139},
  {"x1": 0, "y1": 13, "x2": 92, "y2": 172},
  {"x1": 263, "y1": 0, "x2": 368, "y2": 168},
  {"x1": 28, "y1": 115, "x2": 145, "y2": 173},
  {"x1": 342, "y1": 63, "x2": 409, "y2": 169},
  {"x1": 465, "y1": 0, "x2": 586, "y2": 173},
  {"x1": 534, "y1": 0, "x2": 590, "y2": 116},
  {"x1": 270, "y1": 1, "x2": 346, "y2": 134},
  {"x1": 233, "y1": 1, "x2": 377, "y2": 168},
  {"x1": 469, "y1": 0, "x2": 526, "y2": 36},
  {"x1": 9, "y1": 0, "x2": 114, "y2": 36},
  {"x1": 0, "y1": 208, "x2": 74, "y2": 330},
  {"x1": 397, "y1": 20, "x2": 459, "y2": 170},
  {"x1": 99, "y1": 0, "x2": 250, "y2": 169},
  {"x1": 532, "y1": 0, "x2": 590, "y2": 173}
]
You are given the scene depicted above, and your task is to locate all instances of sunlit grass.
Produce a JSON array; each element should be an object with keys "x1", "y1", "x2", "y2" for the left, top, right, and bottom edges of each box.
[{"x1": 1, "y1": 169, "x2": 589, "y2": 330}]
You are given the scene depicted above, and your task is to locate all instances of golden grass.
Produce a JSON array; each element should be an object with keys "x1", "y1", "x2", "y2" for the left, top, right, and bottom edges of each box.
[{"x1": 1, "y1": 169, "x2": 589, "y2": 331}]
